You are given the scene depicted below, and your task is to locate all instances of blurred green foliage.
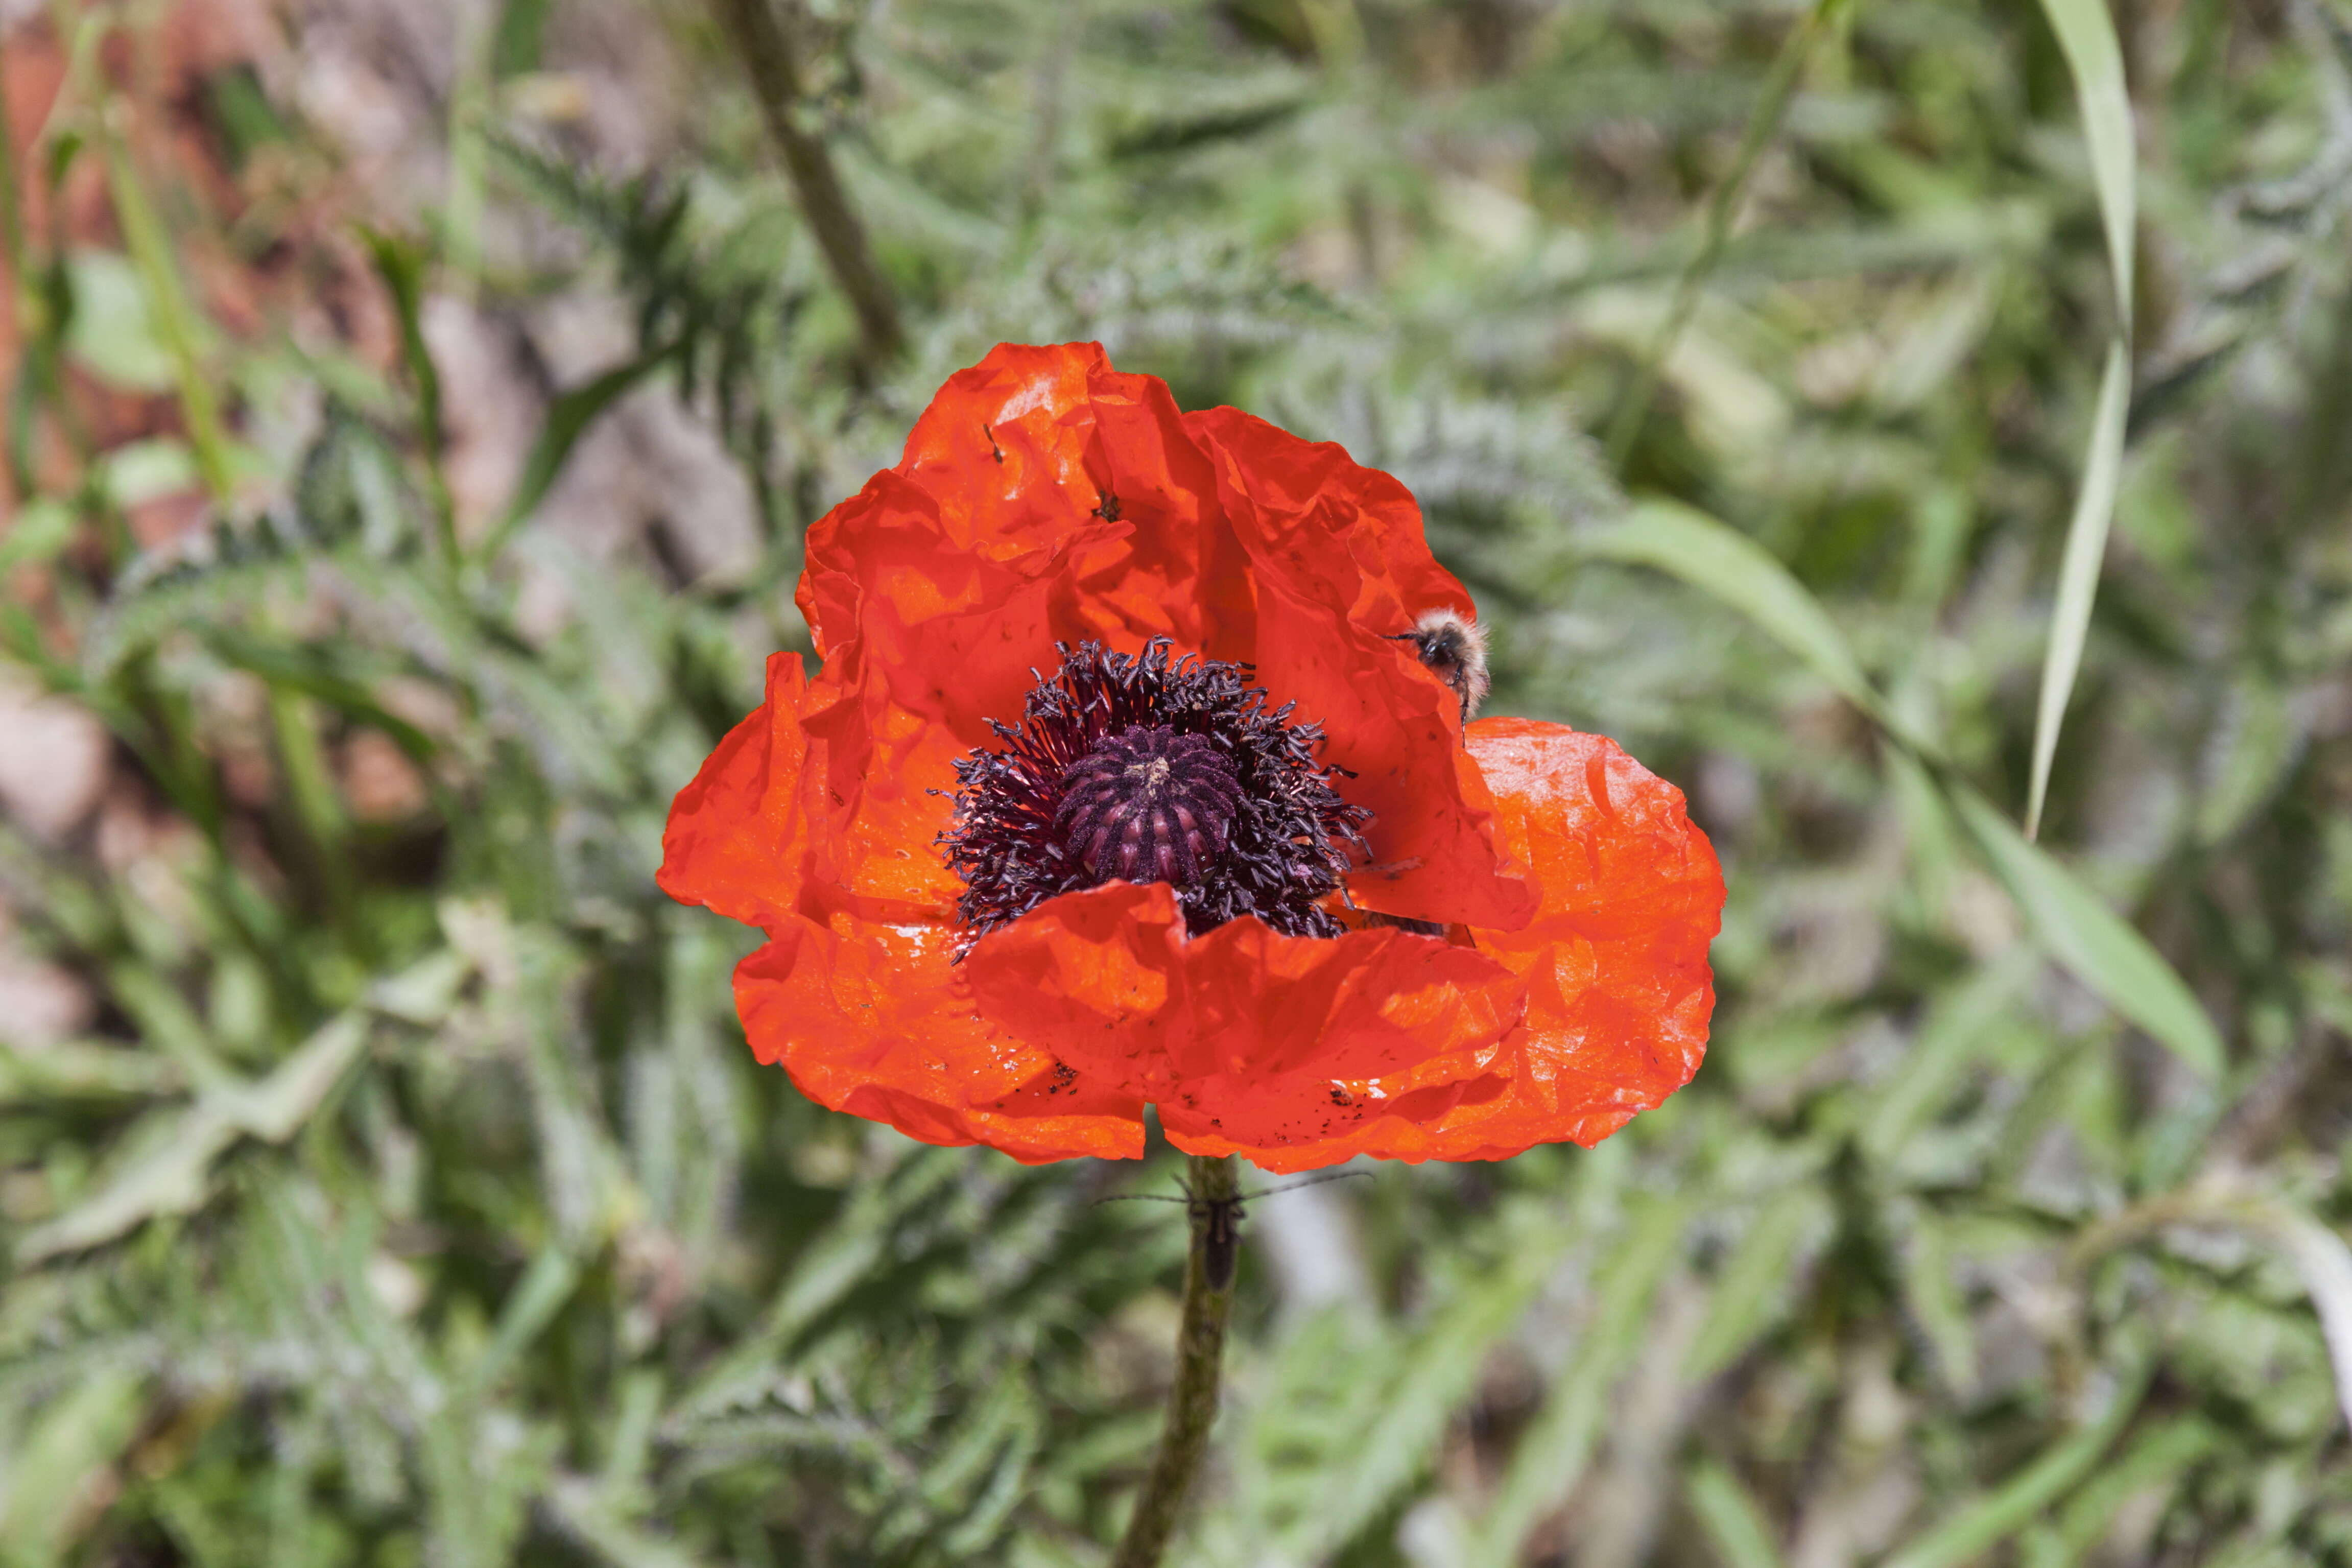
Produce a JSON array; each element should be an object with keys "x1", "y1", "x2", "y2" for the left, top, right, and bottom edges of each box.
[{"x1": 4, "y1": 0, "x2": 2352, "y2": 1565}]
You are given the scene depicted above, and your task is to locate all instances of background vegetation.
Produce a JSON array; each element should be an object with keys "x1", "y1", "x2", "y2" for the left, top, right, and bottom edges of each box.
[{"x1": 3, "y1": 0, "x2": 2350, "y2": 1563}]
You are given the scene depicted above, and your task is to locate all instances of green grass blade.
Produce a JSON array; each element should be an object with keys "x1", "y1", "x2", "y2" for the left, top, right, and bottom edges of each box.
[
  {"x1": 1586, "y1": 498, "x2": 2219, "y2": 1077},
  {"x1": 96, "y1": 116, "x2": 234, "y2": 504},
  {"x1": 481, "y1": 341, "x2": 682, "y2": 565},
  {"x1": 2022, "y1": 0, "x2": 2136, "y2": 839},
  {"x1": 1317, "y1": 1241, "x2": 1560, "y2": 1555},
  {"x1": 1880, "y1": 1365, "x2": 2147, "y2": 1568},
  {"x1": 1683, "y1": 1188, "x2": 1821, "y2": 1382},
  {"x1": 2042, "y1": 1418, "x2": 2218, "y2": 1566},
  {"x1": 1687, "y1": 1460, "x2": 1788, "y2": 1568},
  {"x1": 468, "y1": 1244, "x2": 584, "y2": 1399},
  {"x1": 2024, "y1": 338, "x2": 2131, "y2": 839},
  {"x1": 1602, "y1": 0, "x2": 1845, "y2": 463},
  {"x1": 1861, "y1": 952, "x2": 2035, "y2": 1160},
  {"x1": 1583, "y1": 501, "x2": 1893, "y2": 731},
  {"x1": 2225, "y1": 1200, "x2": 2352, "y2": 1434},
  {"x1": 359, "y1": 228, "x2": 458, "y2": 565},
  {"x1": 1947, "y1": 783, "x2": 2222, "y2": 1076},
  {"x1": 0, "y1": 497, "x2": 76, "y2": 575},
  {"x1": 2038, "y1": 0, "x2": 2135, "y2": 316},
  {"x1": 0, "y1": 1369, "x2": 148, "y2": 1567}
]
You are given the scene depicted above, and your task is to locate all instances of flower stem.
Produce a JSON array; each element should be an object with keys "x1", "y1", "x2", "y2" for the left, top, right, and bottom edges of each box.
[
  {"x1": 1112, "y1": 1153, "x2": 1239, "y2": 1568},
  {"x1": 704, "y1": 0, "x2": 905, "y2": 367}
]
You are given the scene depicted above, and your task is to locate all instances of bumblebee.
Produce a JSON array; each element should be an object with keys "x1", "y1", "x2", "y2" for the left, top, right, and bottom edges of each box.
[{"x1": 1389, "y1": 608, "x2": 1490, "y2": 723}]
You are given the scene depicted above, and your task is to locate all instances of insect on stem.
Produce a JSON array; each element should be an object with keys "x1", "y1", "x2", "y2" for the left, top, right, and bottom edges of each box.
[{"x1": 1105, "y1": 1159, "x2": 1368, "y2": 1568}]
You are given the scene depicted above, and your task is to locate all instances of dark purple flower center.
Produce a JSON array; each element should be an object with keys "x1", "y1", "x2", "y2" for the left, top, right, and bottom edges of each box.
[
  {"x1": 1055, "y1": 726, "x2": 1242, "y2": 887},
  {"x1": 941, "y1": 640, "x2": 1371, "y2": 945}
]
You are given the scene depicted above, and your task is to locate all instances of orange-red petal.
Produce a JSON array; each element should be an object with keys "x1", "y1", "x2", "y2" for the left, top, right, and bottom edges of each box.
[
  {"x1": 734, "y1": 908, "x2": 1144, "y2": 1163},
  {"x1": 789, "y1": 347, "x2": 1536, "y2": 932},
  {"x1": 788, "y1": 344, "x2": 1266, "y2": 916},
  {"x1": 1184, "y1": 407, "x2": 1536, "y2": 933},
  {"x1": 795, "y1": 343, "x2": 1240, "y2": 660},
  {"x1": 960, "y1": 880, "x2": 1526, "y2": 1168},
  {"x1": 1149, "y1": 720, "x2": 1720, "y2": 1169},
  {"x1": 1415, "y1": 719, "x2": 1722, "y2": 1157},
  {"x1": 958, "y1": 881, "x2": 1192, "y2": 1102},
  {"x1": 656, "y1": 651, "x2": 813, "y2": 929}
]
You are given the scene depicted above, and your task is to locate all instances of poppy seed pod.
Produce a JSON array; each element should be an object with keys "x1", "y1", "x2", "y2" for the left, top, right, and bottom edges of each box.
[{"x1": 658, "y1": 342, "x2": 1724, "y2": 1172}]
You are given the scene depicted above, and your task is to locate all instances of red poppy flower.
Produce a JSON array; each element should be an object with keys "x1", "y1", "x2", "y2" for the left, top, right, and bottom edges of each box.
[{"x1": 659, "y1": 343, "x2": 1723, "y2": 1173}]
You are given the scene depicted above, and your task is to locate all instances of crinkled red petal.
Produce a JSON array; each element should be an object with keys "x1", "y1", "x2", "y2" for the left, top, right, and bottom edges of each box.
[
  {"x1": 1139, "y1": 721, "x2": 1718, "y2": 1170},
  {"x1": 789, "y1": 344, "x2": 1266, "y2": 917},
  {"x1": 957, "y1": 881, "x2": 1192, "y2": 1102},
  {"x1": 961, "y1": 881, "x2": 1526, "y2": 1168},
  {"x1": 1159, "y1": 1063, "x2": 1516, "y2": 1174},
  {"x1": 1401, "y1": 719, "x2": 1722, "y2": 1159},
  {"x1": 656, "y1": 651, "x2": 813, "y2": 929},
  {"x1": 734, "y1": 909, "x2": 1145, "y2": 1163},
  {"x1": 795, "y1": 343, "x2": 1241, "y2": 660},
  {"x1": 1183, "y1": 407, "x2": 1536, "y2": 933},
  {"x1": 790, "y1": 346, "x2": 1536, "y2": 931}
]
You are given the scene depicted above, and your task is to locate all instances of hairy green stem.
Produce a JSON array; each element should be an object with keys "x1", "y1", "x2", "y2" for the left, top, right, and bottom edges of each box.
[
  {"x1": 1112, "y1": 1153, "x2": 1239, "y2": 1568},
  {"x1": 706, "y1": 0, "x2": 904, "y2": 367}
]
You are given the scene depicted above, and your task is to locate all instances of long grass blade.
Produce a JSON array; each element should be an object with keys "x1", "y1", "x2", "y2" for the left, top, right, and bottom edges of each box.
[
  {"x1": 1587, "y1": 498, "x2": 2222, "y2": 1077},
  {"x1": 1582, "y1": 502, "x2": 1894, "y2": 732},
  {"x1": 2022, "y1": 0, "x2": 2137, "y2": 838},
  {"x1": 1470, "y1": 1196, "x2": 1692, "y2": 1567},
  {"x1": 96, "y1": 111, "x2": 234, "y2": 504},
  {"x1": 2038, "y1": 0, "x2": 2137, "y2": 316},
  {"x1": 481, "y1": 341, "x2": 682, "y2": 565},
  {"x1": 1603, "y1": 0, "x2": 1847, "y2": 463},
  {"x1": 1946, "y1": 783, "x2": 2222, "y2": 1076},
  {"x1": 2023, "y1": 339, "x2": 2131, "y2": 838}
]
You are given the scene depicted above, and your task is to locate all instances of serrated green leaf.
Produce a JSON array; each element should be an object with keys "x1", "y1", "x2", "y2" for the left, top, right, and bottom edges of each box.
[
  {"x1": 467, "y1": 1244, "x2": 582, "y2": 1398},
  {"x1": 359, "y1": 229, "x2": 443, "y2": 468},
  {"x1": 541, "y1": 1474, "x2": 711, "y2": 1568},
  {"x1": 15, "y1": 1010, "x2": 369, "y2": 1262},
  {"x1": 1684, "y1": 1186, "x2": 1823, "y2": 1381},
  {"x1": 2196, "y1": 675, "x2": 2301, "y2": 845},
  {"x1": 99, "y1": 437, "x2": 200, "y2": 510},
  {"x1": 0, "y1": 499, "x2": 78, "y2": 576},
  {"x1": 1898, "y1": 1211, "x2": 1979, "y2": 1397},
  {"x1": 61, "y1": 250, "x2": 176, "y2": 392},
  {"x1": 2043, "y1": 1418, "x2": 2219, "y2": 1567},
  {"x1": 0, "y1": 1039, "x2": 184, "y2": 1103},
  {"x1": 1863, "y1": 952, "x2": 2035, "y2": 1160},
  {"x1": 483, "y1": 341, "x2": 682, "y2": 563},
  {"x1": 671, "y1": 1149, "x2": 966, "y2": 1423}
]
